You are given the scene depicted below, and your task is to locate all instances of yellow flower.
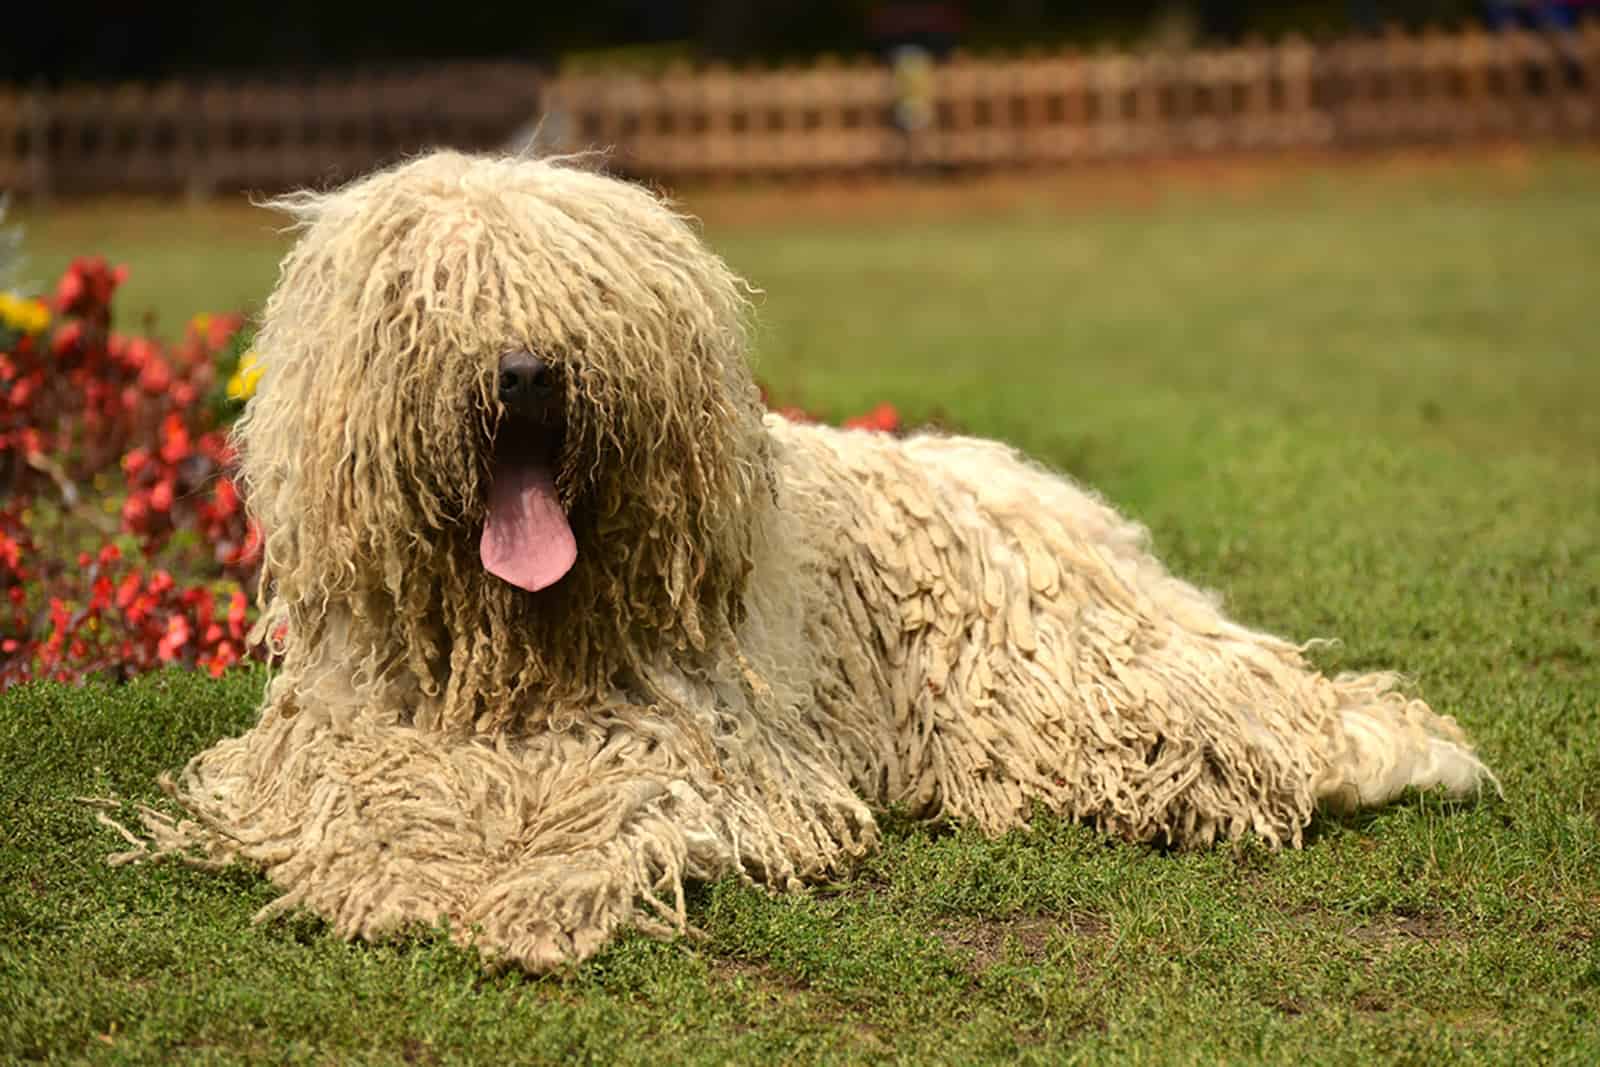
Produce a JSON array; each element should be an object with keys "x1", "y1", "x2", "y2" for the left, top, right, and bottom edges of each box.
[
  {"x1": 191, "y1": 312, "x2": 212, "y2": 335},
  {"x1": 0, "y1": 291, "x2": 50, "y2": 335},
  {"x1": 227, "y1": 350, "x2": 263, "y2": 400},
  {"x1": 21, "y1": 298, "x2": 49, "y2": 334}
]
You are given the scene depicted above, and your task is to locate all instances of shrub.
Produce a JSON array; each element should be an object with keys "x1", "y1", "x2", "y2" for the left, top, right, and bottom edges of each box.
[{"x1": 1, "y1": 255, "x2": 259, "y2": 687}]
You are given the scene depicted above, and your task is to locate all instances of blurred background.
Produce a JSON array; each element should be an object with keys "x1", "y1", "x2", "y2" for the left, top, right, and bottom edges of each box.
[
  {"x1": 3, "y1": 1, "x2": 1598, "y2": 200},
  {"x1": 2, "y1": 2, "x2": 1596, "y2": 332}
]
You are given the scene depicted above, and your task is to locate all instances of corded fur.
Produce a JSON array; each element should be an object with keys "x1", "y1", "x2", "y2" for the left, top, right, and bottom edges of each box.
[{"x1": 110, "y1": 151, "x2": 1495, "y2": 971}]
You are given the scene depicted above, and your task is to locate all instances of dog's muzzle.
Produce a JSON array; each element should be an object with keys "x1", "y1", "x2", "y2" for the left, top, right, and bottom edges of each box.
[
  {"x1": 480, "y1": 351, "x2": 576, "y2": 593},
  {"x1": 498, "y1": 351, "x2": 561, "y2": 425}
]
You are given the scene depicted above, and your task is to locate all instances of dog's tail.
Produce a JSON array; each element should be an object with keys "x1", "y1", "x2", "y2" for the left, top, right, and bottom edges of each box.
[{"x1": 1317, "y1": 674, "x2": 1499, "y2": 814}]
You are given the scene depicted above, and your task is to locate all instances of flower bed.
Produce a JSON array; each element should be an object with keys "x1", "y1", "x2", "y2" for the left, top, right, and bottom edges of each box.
[{"x1": 1, "y1": 259, "x2": 258, "y2": 686}]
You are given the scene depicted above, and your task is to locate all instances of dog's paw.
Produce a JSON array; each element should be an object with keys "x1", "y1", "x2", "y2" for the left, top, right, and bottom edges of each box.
[
  {"x1": 491, "y1": 918, "x2": 612, "y2": 973},
  {"x1": 462, "y1": 859, "x2": 638, "y2": 973}
]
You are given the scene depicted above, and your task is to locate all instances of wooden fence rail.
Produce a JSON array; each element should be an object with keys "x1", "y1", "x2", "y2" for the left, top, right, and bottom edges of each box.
[
  {"x1": 2, "y1": 24, "x2": 1597, "y2": 198},
  {"x1": 0, "y1": 62, "x2": 542, "y2": 198},
  {"x1": 547, "y1": 24, "x2": 1599, "y2": 179}
]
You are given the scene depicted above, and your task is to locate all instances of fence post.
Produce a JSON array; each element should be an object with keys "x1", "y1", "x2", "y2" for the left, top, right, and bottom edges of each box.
[
  {"x1": 1458, "y1": 23, "x2": 1495, "y2": 138},
  {"x1": 1134, "y1": 49, "x2": 1169, "y2": 157},
  {"x1": 1581, "y1": 20, "x2": 1600, "y2": 135},
  {"x1": 1236, "y1": 37, "x2": 1269, "y2": 148},
  {"x1": 1056, "y1": 48, "x2": 1088, "y2": 162},
  {"x1": 939, "y1": 50, "x2": 973, "y2": 167},
  {"x1": 700, "y1": 61, "x2": 735, "y2": 177},
  {"x1": 1087, "y1": 48, "x2": 1133, "y2": 160},
  {"x1": 1278, "y1": 33, "x2": 1324, "y2": 149},
  {"x1": 22, "y1": 86, "x2": 51, "y2": 204}
]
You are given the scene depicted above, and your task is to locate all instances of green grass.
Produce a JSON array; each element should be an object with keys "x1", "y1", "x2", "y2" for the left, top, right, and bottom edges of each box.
[
  {"x1": 4, "y1": 155, "x2": 1599, "y2": 1064},
  {"x1": 14, "y1": 201, "x2": 288, "y2": 339}
]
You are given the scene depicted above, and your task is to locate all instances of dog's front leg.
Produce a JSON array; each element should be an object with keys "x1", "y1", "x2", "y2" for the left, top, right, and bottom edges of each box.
[
  {"x1": 454, "y1": 702, "x2": 881, "y2": 970},
  {"x1": 456, "y1": 759, "x2": 734, "y2": 971}
]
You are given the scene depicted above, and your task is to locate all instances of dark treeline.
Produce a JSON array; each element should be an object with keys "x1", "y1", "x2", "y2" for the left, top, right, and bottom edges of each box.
[{"x1": 4, "y1": 1, "x2": 1496, "y2": 85}]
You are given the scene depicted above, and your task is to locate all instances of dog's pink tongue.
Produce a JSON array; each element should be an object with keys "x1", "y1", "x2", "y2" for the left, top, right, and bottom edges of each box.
[{"x1": 481, "y1": 459, "x2": 576, "y2": 591}]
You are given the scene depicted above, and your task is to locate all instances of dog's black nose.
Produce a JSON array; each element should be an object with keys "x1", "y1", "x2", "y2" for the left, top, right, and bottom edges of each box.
[{"x1": 498, "y1": 352, "x2": 552, "y2": 408}]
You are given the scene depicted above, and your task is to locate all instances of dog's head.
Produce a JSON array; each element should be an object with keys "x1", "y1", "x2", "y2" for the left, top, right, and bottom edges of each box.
[{"x1": 238, "y1": 152, "x2": 772, "y2": 724}]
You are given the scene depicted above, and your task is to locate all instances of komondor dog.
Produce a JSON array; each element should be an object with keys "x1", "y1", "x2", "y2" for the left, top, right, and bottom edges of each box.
[{"x1": 117, "y1": 151, "x2": 1494, "y2": 971}]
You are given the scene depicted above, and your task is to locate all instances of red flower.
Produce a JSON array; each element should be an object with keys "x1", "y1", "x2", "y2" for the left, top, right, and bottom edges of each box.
[
  {"x1": 50, "y1": 320, "x2": 83, "y2": 358},
  {"x1": 121, "y1": 491, "x2": 149, "y2": 529},
  {"x1": 202, "y1": 641, "x2": 239, "y2": 677},
  {"x1": 54, "y1": 257, "x2": 128, "y2": 318},
  {"x1": 124, "y1": 337, "x2": 157, "y2": 370},
  {"x1": 89, "y1": 576, "x2": 114, "y2": 612},
  {"x1": 184, "y1": 586, "x2": 214, "y2": 624},
  {"x1": 149, "y1": 479, "x2": 175, "y2": 513},
  {"x1": 843, "y1": 403, "x2": 901, "y2": 433},
  {"x1": 54, "y1": 269, "x2": 84, "y2": 313},
  {"x1": 227, "y1": 591, "x2": 248, "y2": 637},
  {"x1": 229, "y1": 522, "x2": 263, "y2": 567},
  {"x1": 158, "y1": 415, "x2": 190, "y2": 463},
  {"x1": 211, "y1": 478, "x2": 239, "y2": 516},
  {"x1": 157, "y1": 615, "x2": 190, "y2": 662},
  {"x1": 139, "y1": 358, "x2": 172, "y2": 395}
]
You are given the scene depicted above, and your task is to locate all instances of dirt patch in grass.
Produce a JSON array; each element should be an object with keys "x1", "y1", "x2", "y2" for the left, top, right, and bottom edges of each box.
[
  {"x1": 1522, "y1": 645, "x2": 1594, "y2": 675},
  {"x1": 1276, "y1": 991, "x2": 1393, "y2": 1016},
  {"x1": 1347, "y1": 913, "x2": 1462, "y2": 947},
  {"x1": 933, "y1": 913, "x2": 1106, "y2": 973},
  {"x1": 706, "y1": 959, "x2": 900, "y2": 1047},
  {"x1": 815, "y1": 869, "x2": 894, "y2": 904},
  {"x1": 400, "y1": 1036, "x2": 441, "y2": 1065},
  {"x1": 710, "y1": 957, "x2": 811, "y2": 997},
  {"x1": 1277, "y1": 902, "x2": 1468, "y2": 949}
]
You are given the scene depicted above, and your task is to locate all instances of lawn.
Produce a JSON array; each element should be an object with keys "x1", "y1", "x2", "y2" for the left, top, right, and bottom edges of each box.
[{"x1": 3, "y1": 152, "x2": 1598, "y2": 1065}]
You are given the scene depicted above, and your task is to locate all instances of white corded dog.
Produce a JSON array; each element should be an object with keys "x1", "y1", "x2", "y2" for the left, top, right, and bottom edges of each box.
[{"x1": 114, "y1": 152, "x2": 1493, "y2": 970}]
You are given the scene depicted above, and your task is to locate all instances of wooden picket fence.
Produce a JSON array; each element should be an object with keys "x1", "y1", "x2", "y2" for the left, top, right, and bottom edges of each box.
[
  {"x1": 2, "y1": 24, "x2": 1597, "y2": 198},
  {"x1": 551, "y1": 24, "x2": 1600, "y2": 179},
  {"x1": 0, "y1": 62, "x2": 542, "y2": 199}
]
